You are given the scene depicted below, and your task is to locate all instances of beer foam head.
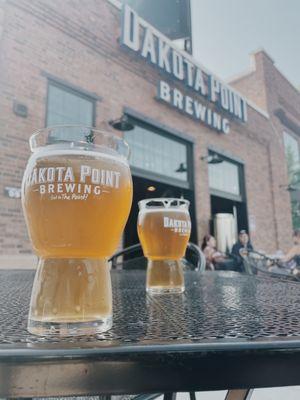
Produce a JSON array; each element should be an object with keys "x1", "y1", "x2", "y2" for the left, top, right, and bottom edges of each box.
[
  {"x1": 30, "y1": 126, "x2": 130, "y2": 160},
  {"x1": 139, "y1": 207, "x2": 189, "y2": 214},
  {"x1": 138, "y1": 197, "x2": 190, "y2": 211}
]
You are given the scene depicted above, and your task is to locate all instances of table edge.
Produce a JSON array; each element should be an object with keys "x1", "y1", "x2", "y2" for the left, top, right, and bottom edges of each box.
[{"x1": 1, "y1": 337, "x2": 300, "y2": 360}]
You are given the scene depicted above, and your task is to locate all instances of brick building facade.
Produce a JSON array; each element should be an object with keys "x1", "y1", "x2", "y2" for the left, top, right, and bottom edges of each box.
[{"x1": 0, "y1": 0, "x2": 298, "y2": 267}]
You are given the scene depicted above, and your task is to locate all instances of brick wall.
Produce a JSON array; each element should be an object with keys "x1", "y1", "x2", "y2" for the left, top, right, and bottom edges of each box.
[
  {"x1": 0, "y1": 0, "x2": 295, "y2": 264},
  {"x1": 0, "y1": 0, "x2": 6, "y2": 42},
  {"x1": 231, "y1": 49, "x2": 300, "y2": 251}
]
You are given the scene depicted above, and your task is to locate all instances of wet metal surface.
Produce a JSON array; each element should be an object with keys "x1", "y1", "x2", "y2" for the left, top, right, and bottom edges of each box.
[{"x1": 0, "y1": 270, "x2": 300, "y2": 346}]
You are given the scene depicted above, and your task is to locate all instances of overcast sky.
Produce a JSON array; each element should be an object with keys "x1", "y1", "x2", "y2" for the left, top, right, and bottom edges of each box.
[{"x1": 191, "y1": 0, "x2": 300, "y2": 88}]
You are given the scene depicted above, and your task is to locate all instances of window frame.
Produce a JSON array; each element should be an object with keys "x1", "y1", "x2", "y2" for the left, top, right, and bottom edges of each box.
[
  {"x1": 283, "y1": 130, "x2": 300, "y2": 171},
  {"x1": 45, "y1": 78, "x2": 97, "y2": 128},
  {"x1": 208, "y1": 150, "x2": 246, "y2": 202},
  {"x1": 124, "y1": 115, "x2": 194, "y2": 190},
  {"x1": 283, "y1": 130, "x2": 300, "y2": 230}
]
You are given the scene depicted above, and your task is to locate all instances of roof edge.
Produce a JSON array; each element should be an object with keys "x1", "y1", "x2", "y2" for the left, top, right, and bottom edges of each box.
[
  {"x1": 247, "y1": 100, "x2": 269, "y2": 119},
  {"x1": 250, "y1": 47, "x2": 275, "y2": 64},
  {"x1": 107, "y1": 0, "x2": 121, "y2": 9},
  {"x1": 227, "y1": 68, "x2": 255, "y2": 84}
]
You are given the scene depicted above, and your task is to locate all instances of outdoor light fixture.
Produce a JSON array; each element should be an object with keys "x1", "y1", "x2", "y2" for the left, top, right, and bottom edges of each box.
[
  {"x1": 109, "y1": 114, "x2": 134, "y2": 131},
  {"x1": 279, "y1": 184, "x2": 300, "y2": 202},
  {"x1": 201, "y1": 153, "x2": 223, "y2": 164},
  {"x1": 279, "y1": 183, "x2": 299, "y2": 192},
  {"x1": 287, "y1": 185, "x2": 298, "y2": 192},
  {"x1": 147, "y1": 186, "x2": 156, "y2": 192},
  {"x1": 175, "y1": 162, "x2": 187, "y2": 173}
]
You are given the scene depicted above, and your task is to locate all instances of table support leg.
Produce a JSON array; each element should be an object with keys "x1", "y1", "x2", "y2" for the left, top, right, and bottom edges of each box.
[
  {"x1": 189, "y1": 392, "x2": 196, "y2": 400},
  {"x1": 163, "y1": 393, "x2": 177, "y2": 400},
  {"x1": 225, "y1": 389, "x2": 253, "y2": 400}
]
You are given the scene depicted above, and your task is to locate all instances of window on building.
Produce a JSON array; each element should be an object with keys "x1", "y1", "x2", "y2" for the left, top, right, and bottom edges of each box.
[
  {"x1": 124, "y1": 120, "x2": 190, "y2": 185},
  {"x1": 283, "y1": 131, "x2": 299, "y2": 176},
  {"x1": 283, "y1": 131, "x2": 300, "y2": 230},
  {"x1": 46, "y1": 80, "x2": 95, "y2": 141},
  {"x1": 208, "y1": 157, "x2": 241, "y2": 198}
]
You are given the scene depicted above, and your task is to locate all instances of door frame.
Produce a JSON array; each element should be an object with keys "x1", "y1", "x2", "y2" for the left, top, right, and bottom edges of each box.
[
  {"x1": 122, "y1": 107, "x2": 198, "y2": 244},
  {"x1": 208, "y1": 148, "x2": 249, "y2": 235}
]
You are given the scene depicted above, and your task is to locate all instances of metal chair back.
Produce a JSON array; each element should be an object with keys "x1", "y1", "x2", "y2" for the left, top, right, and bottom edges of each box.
[
  {"x1": 244, "y1": 251, "x2": 300, "y2": 282},
  {"x1": 109, "y1": 242, "x2": 206, "y2": 271}
]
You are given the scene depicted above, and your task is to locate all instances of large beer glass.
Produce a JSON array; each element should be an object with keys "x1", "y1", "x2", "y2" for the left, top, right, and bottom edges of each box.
[
  {"x1": 138, "y1": 198, "x2": 191, "y2": 293},
  {"x1": 22, "y1": 126, "x2": 133, "y2": 335}
]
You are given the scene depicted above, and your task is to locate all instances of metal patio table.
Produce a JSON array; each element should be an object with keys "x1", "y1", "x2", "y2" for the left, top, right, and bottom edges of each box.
[{"x1": 1, "y1": 269, "x2": 300, "y2": 399}]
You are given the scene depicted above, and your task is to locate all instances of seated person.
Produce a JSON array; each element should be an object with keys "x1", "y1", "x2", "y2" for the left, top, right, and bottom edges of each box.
[
  {"x1": 279, "y1": 230, "x2": 300, "y2": 270},
  {"x1": 231, "y1": 230, "x2": 253, "y2": 272},
  {"x1": 201, "y1": 235, "x2": 227, "y2": 270}
]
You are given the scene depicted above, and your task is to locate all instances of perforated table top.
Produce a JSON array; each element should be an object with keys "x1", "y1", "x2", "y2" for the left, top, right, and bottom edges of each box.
[{"x1": 1, "y1": 269, "x2": 300, "y2": 397}]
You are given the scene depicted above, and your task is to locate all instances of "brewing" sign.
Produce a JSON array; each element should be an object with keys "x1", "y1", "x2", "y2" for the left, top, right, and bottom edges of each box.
[{"x1": 121, "y1": 4, "x2": 249, "y2": 134}]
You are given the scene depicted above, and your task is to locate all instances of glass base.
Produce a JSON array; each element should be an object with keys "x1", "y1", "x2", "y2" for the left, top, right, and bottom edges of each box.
[
  {"x1": 28, "y1": 315, "x2": 112, "y2": 336},
  {"x1": 28, "y1": 258, "x2": 112, "y2": 336},
  {"x1": 146, "y1": 259, "x2": 185, "y2": 294},
  {"x1": 146, "y1": 286, "x2": 184, "y2": 294}
]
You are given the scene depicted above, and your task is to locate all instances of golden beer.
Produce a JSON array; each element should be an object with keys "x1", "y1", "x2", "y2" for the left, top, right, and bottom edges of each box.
[
  {"x1": 22, "y1": 126, "x2": 132, "y2": 335},
  {"x1": 137, "y1": 199, "x2": 191, "y2": 293},
  {"x1": 23, "y1": 152, "x2": 132, "y2": 258}
]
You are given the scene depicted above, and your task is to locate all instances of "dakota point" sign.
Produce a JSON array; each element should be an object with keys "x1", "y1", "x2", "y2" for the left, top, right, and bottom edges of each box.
[{"x1": 121, "y1": 4, "x2": 248, "y2": 134}]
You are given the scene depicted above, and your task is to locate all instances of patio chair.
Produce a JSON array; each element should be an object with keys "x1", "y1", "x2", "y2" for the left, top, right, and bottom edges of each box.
[
  {"x1": 109, "y1": 242, "x2": 206, "y2": 272},
  {"x1": 244, "y1": 251, "x2": 300, "y2": 282},
  {"x1": 241, "y1": 253, "x2": 256, "y2": 275}
]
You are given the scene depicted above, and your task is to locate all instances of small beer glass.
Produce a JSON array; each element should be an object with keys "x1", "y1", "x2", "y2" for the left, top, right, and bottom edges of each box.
[{"x1": 137, "y1": 198, "x2": 191, "y2": 293}]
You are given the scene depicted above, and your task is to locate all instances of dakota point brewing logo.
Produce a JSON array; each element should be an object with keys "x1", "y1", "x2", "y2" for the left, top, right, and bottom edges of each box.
[
  {"x1": 24, "y1": 164, "x2": 121, "y2": 201},
  {"x1": 163, "y1": 216, "x2": 191, "y2": 236},
  {"x1": 121, "y1": 4, "x2": 249, "y2": 134}
]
